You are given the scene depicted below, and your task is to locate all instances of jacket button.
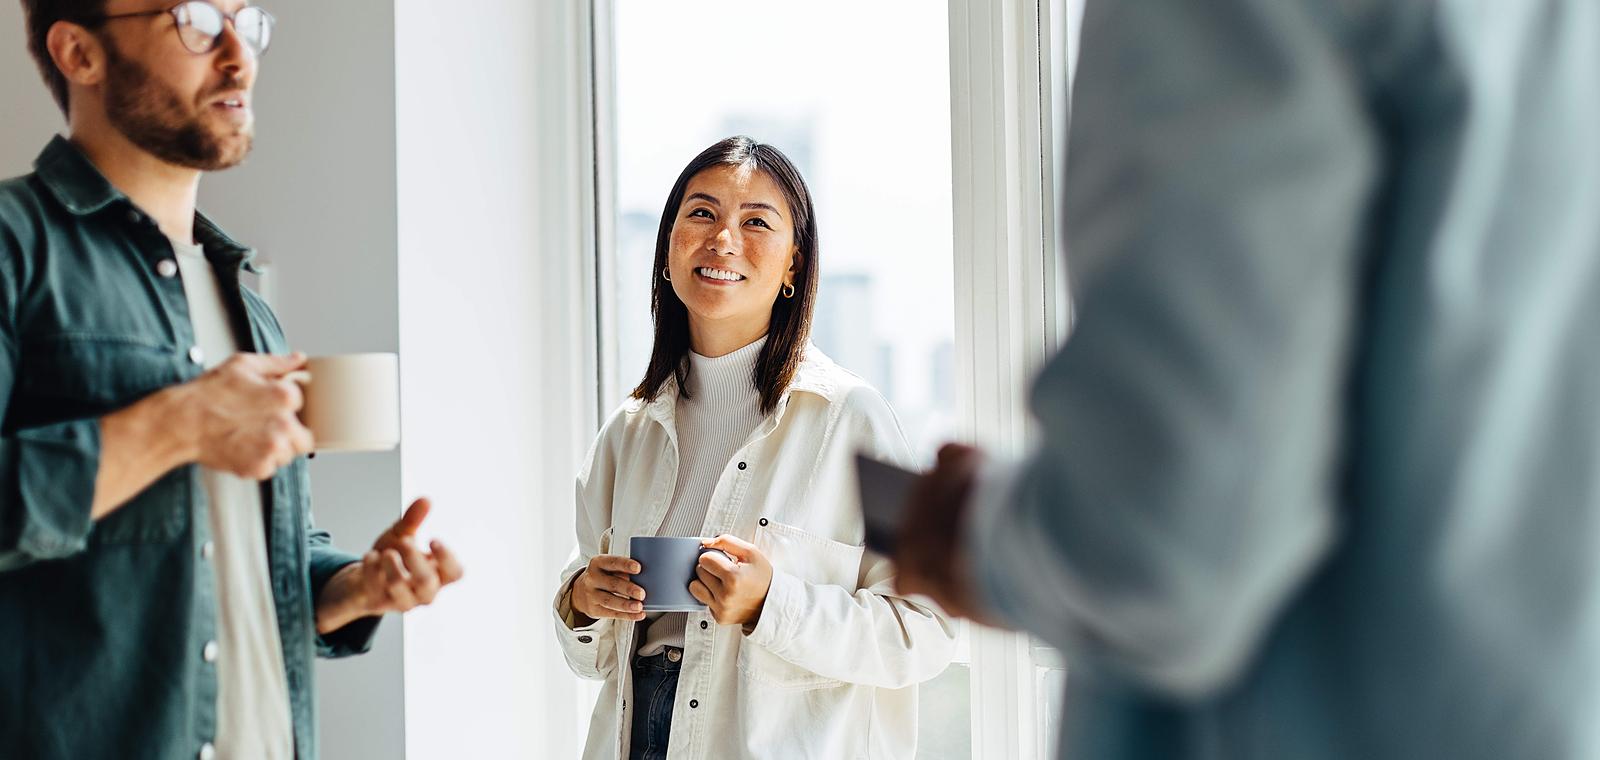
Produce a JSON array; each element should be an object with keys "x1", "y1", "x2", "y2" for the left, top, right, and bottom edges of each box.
[
  {"x1": 577, "y1": 635, "x2": 593, "y2": 644},
  {"x1": 202, "y1": 640, "x2": 219, "y2": 663},
  {"x1": 156, "y1": 259, "x2": 179, "y2": 278},
  {"x1": 201, "y1": 541, "x2": 215, "y2": 560},
  {"x1": 199, "y1": 742, "x2": 216, "y2": 760},
  {"x1": 689, "y1": 699, "x2": 699, "y2": 709},
  {"x1": 188, "y1": 346, "x2": 206, "y2": 365},
  {"x1": 700, "y1": 621, "x2": 708, "y2": 630},
  {"x1": 737, "y1": 462, "x2": 747, "y2": 471},
  {"x1": 759, "y1": 518, "x2": 769, "y2": 527}
]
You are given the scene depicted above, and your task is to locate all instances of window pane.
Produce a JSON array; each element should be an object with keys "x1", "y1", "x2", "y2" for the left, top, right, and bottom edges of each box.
[
  {"x1": 609, "y1": 2, "x2": 965, "y2": 757},
  {"x1": 609, "y1": 0, "x2": 957, "y2": 462}
]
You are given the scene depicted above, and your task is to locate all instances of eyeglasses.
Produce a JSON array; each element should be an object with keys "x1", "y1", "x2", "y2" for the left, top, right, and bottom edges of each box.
[{"x1": 86, "y1": 2, "x2": 274, "y2": 57}]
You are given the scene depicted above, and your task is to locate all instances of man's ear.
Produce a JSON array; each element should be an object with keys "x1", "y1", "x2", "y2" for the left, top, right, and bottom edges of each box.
[{"x1": 48, "y1": 20, "x2": 110, "y2": 91}]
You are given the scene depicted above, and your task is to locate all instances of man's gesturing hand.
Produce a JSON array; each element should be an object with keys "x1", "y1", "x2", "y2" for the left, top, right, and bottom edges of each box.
[{"x1": 315, "y1": 498, "x2": 465, "y2": 634}]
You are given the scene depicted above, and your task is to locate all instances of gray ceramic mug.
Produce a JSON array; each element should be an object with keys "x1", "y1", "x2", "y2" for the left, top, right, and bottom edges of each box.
[{"x1": 628, "y1": 536, "x2": 729, "y2": 612}]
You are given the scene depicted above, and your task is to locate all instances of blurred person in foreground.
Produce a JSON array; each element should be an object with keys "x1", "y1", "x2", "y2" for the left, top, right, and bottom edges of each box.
[{"x1": 896, "y1": 1, "x2": 1600, "y2": 758}]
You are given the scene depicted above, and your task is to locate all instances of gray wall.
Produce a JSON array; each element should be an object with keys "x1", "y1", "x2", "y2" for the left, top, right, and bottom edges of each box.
[{"x1": 0, "y1": 4, "x2": 405, "y2": 759}]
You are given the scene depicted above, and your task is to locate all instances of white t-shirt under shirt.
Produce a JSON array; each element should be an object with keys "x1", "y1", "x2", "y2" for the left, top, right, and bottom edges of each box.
[
  {"x1": 636, "y1": 336, "x2": 769, "y2": 657},
  {"x1": 172, "y1": 237, "x2": 295, "y2": 760}
]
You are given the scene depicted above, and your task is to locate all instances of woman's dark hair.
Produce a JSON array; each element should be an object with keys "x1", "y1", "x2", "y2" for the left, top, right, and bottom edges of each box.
[{"x1": 630, "y1": 135, "x2": 819, "y2": 415}]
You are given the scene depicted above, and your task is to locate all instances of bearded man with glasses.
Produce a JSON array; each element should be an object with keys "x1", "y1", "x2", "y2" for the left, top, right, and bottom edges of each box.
[{"x1": 0, "y1": 3, "x2": 464, "y2": 759}]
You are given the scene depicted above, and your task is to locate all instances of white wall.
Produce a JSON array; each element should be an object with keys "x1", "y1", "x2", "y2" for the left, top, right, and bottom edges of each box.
[
  {"x1": 0, "y1": 3, "x2": 406, "y2": 759},
  {"x1": 394, "y1": 0, "x2": 596, "y2": 757}
]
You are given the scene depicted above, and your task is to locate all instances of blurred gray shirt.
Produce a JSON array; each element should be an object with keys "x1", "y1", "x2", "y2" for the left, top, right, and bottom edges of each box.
[{"x1": 969, "y1": 0, "x2": 1600, "y2": 757}]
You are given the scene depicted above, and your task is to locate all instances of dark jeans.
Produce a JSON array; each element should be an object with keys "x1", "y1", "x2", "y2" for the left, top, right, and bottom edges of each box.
[{"x1": 629, "y1": 648, "x2": 683, "y2": 760}]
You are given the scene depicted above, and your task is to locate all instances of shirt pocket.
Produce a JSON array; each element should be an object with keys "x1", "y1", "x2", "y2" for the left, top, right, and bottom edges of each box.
[
  {"x1": 738, "y1": 519, "x2": 866, "y2": 691},
  {"x1": 19, "y1": 334, "x2": 190, "y2": 545}
]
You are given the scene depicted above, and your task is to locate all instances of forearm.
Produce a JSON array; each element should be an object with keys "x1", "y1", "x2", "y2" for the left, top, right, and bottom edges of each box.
[
  {"x1": 92, "y1": 386, "x2": 197, "y2": 520},
  {"x1": 314, "y1": 561, "x2": 374, "y2": 635}
]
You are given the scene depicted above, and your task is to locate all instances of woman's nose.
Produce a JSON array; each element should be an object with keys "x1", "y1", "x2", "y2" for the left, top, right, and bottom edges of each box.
[{"x1": 708, "y1": 227, "x2": 737, "y2": 254}]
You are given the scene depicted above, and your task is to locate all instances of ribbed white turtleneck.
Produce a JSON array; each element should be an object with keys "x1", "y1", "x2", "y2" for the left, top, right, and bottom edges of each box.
[{"x1": 637, "y1": 335, "x2": 768, "y2": 655}]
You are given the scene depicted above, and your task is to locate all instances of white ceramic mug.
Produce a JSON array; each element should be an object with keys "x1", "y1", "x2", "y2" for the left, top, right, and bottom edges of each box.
[{"x1": 286, "y1": 353, "x2": 400, "y2": 453}]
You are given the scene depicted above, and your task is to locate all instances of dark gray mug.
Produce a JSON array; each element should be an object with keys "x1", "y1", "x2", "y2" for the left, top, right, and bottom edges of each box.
[{"x1": 629, "y1": 536, "x2": 724, "y2": 612}]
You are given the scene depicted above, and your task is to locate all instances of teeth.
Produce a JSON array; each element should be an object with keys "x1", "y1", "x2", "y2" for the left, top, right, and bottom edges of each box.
[{"x1": 697, "y1": 267, "x2": 743, "y2": 282}]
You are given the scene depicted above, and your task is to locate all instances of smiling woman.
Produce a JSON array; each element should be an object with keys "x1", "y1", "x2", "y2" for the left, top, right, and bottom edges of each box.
[
  {"x1": 554, "y1": 136, "x2": 957, "y2": 760},
  {"x1": 634, "y1": 137, "x2": 819, "y2": 414}
]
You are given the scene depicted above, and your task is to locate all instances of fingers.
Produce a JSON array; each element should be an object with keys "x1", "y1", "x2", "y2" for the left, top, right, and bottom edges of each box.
[
  {"x1": 588, "y1": 570, "x2": 645, "y2": 602},
  {"x1": 240, "y1": 350, "x2": 308, "y2": 376},
  {"x1": 397, "y1": 542, "x2": 441, "y2": 604},
  {"x1": 590, "y1": 555, "x2": 642, "y2": 575},
  {"x1": 703, "y1": 534, "x2": 759, "y2": 562},
  {"x1": 694, "y1": 565, "x2": 726, "y2": 599},
  {"x1": 697, "y1": 550, "x2": 738, "y2": 583},
  {"x1": 688, "y1": 579, "x2": 714, "y2": 607},
  {"x1": 578, "y1": 573, "x2": 645, "y2": 620},
  {"x1": 379, "y1": 549, "x2": 420, "y2": 610},
  {"x1": 392, "y1": 498, "x2": 431, "y2": 538},
  {"x1": 430, "y1": 540, "x2": 465, "y2": 585},
  {"x1": 284, "y1": 415, "x2": 314, "y2": 456}
]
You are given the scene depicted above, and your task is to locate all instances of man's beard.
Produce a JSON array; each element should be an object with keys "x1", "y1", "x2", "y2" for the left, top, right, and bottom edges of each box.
[{"x1": 101, "y1": 41, "x2": 253, "y2": 171}]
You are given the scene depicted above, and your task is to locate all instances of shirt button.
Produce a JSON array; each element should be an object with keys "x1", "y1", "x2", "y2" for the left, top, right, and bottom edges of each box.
[
  {"x1": 202, "y1": 640, "x2": 219, "y2": 663},
  {"x1": 201, "y1": 541, "x2": 215, "y2": 560},
  {"x1": 737, "y1": 462, "x2": 747, "y2": 471},
  {"x1": 700, "y1": 620, "x2": 708, "y2": 630},
  {"x1": 199, "y1": 743, "x2": 216, "y2": 760},
  {"x1": 127, "y1": 209, "x2": 143, "y2": 225},
  {"x1": 689, "y1": 699, "x2": 699, "y2": 709},
  {"x1": 188, "y1": 346, "x2": 205, "y2": 365},
  {"x1": 156, "y1": 259, "x2": 179, "y2": 278},
  {"x1": 577, "y1": 635, "x2": 593, "y2": 644}
]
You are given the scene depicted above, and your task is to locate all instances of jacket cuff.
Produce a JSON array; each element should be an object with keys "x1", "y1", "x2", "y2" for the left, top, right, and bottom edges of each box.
[
  {"x1": 552, "y1": 571, "x2": 614, "y2": 676},
  {"x1": 7, "y1": 420, "x2": 101, "y2": 563},
  {"x1": 309, "y1": 549, "x2": 382, "y2": 658},
  {"x1": 743, "y1": 567, "x2": 803, "y2": 653}
]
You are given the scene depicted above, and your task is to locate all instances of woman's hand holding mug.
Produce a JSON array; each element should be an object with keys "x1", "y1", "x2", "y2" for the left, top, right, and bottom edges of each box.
[
  {"x1": 691, "y1": 535, "x2": 774, "y2": 629},
  {"x1": 573, "y1": 555, "x2": 647, "y2": 624}
]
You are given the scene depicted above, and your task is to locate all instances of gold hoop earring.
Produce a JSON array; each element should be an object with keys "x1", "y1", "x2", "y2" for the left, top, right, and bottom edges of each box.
[
  {"x1": 662, "y1": 267, "x2": 672, "y2": 282},
  {"x1": 781, "y1": 283, "x2": 796, "y2": 299}
]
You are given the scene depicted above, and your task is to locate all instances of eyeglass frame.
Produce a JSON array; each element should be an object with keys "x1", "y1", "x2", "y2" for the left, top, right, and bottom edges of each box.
[{"x1": 79, "y1": 1, "x2": 275, "y2": 57}]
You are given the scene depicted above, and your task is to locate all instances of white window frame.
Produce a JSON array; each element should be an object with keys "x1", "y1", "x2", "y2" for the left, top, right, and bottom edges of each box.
[
  {"x1": 538, "y1": 0, "x2": 1073, "y2": 756},
  {"x1": 948, "y1": 0, "x2": 1069, "y2": 757}
]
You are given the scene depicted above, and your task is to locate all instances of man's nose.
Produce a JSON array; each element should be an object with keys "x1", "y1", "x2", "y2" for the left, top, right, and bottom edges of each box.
[{"x1": 212, "y1": 23, "x2": 257, "y2": 84}]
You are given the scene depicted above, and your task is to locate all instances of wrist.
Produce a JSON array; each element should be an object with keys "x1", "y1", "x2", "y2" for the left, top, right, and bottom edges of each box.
[
  {"x1": 316, "y1": 563, "x2": 373, "y2": 635},
  {"x1": 151, "y1": 383, "x2": 204, "y2": 466}
]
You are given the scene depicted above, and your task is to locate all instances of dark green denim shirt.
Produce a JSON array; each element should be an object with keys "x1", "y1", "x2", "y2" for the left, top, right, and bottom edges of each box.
[{"x1": 0, "y1": 137, "x2": 380, "y2": 760}]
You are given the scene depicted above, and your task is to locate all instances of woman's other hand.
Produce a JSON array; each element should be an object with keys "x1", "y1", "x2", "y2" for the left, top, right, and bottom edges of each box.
[
  {"x1": 572, "y1": 555, "x2": 647, "y2": 624},
  {"x1": 692, "y1": 535, "x2": 774, "y2": 628}
]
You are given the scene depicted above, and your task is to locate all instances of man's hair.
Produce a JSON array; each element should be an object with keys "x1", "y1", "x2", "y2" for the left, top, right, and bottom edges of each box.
[{"x1": 21, "y1": 0, "x2": 109, "y2": 116}]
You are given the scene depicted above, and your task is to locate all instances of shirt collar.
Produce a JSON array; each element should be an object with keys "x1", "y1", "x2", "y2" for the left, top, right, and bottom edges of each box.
[
  {"x1": 637, "y1": 343, "x2": 849, "y2": 429},
  {"x1": 33, "y1": 136, "x2": 260, "y2": 272},
  {"x1": 34, "y1": 135, "x2": 123, "y2": 216}
]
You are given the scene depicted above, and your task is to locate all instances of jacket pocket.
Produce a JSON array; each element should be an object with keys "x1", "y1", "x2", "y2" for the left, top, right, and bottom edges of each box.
[{"x1": 737, "y1": 519, "x2": 865, "y2": 690}]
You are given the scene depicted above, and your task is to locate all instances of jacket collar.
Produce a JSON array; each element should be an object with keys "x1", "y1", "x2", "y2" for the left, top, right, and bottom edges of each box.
[
  {"x1": 634, "y1": 344, "x2": 852, "y2": 432},
  {"x1": 33, "y1": 135, "x2": 260, "y2": 272}
]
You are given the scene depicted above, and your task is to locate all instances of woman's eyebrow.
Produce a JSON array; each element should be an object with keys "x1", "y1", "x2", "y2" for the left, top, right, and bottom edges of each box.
[
  {"x1": 741, "y1": 202, "x2": 783, "y2": 218},
  {"x1": 687, "y1": 192, "x2": 721, "y2": 206}
]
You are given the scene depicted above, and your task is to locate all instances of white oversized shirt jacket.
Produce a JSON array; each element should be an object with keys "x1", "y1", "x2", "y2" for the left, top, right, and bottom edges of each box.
[{"x1": 553, "y1": 348, "x2": 957, "y2": 760}]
